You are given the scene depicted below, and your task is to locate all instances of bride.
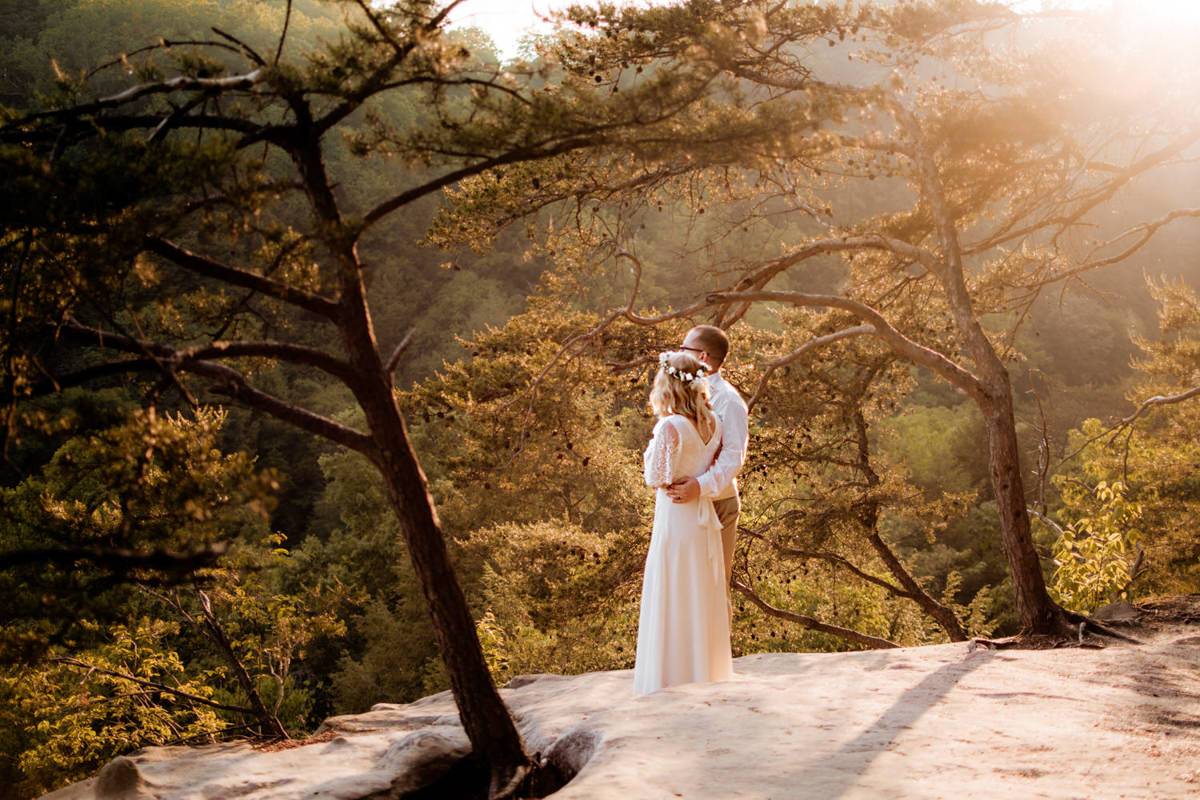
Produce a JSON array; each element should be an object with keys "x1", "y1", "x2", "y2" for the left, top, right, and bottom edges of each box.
[{"x1": 633, "y1": 350, "x2": 734, "y2": 695}]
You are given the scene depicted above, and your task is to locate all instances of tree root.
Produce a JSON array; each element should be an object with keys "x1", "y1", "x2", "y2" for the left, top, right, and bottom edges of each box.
[
  {"x1": 969, "y1": 606, "x2": 1145, "y2": 651},
  {"x1": 1064, "y1": 610, "x2": 1144, "y2": 645}
]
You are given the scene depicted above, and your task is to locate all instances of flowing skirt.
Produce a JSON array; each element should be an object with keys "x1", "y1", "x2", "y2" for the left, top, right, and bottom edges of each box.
[{"x1": 632, "y1": 490, "x2": 733, "y2": 695}]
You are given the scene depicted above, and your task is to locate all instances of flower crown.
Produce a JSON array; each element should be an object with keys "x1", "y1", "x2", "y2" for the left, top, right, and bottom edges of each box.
[{"x1": 658, "y1": 351, "x2": 708, "y2": 385}]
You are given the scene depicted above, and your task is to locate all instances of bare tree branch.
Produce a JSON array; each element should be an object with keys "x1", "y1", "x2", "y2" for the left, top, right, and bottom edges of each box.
[
  {"x1": 144, "y1": 237, "x2": 340, "y2": 319},
  {"x1": 274, "y1": 0, "x2": 293, "y2": 65},
  {"x1": 9, "y1": 69, "x2": 265, "y2": 128},
  {"x1": 0, "y1": 544, "x2": 226, "y2": 574},
  {"x1": 1121, "y1": 384, "x2": 1200, "y2": 424},
  {"x1": 967, "y1": 129, "x2": 1200, "y2": 255},
  {"x1": 706, "y1": 289, "x2": 986, "y2": 401},
  {"x1": 385, "y1": 327, "x2": 417, "y2": 374},
  {"x1": 194, "y1": 588, "x2": 288, "y2": 740},
  {"x1": 1060, "y1": 384, "x2": 1200, "y2": 467},
  {"x1": 210, "y1": 27, "x2": 267, "y2": 66},
  {"x1": 50, "y1": 656, "x2": 256, "y2": 715},
  {"x1": 743, "y1": 527, "x2": 910, "y2": 596},
  {"x1": 746, "y1": 324, "x2": 876, "y2": 410},
  {"x1": 733, "y1": 580, "x2": 899, "y2": 649},
  {"x1": 1027, "y1": 507, "x2": 1066, "y2": 539}
]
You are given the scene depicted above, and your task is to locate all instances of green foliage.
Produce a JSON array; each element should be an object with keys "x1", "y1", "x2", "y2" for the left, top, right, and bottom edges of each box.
[
  {"x1": 466, "y1": 520, "x2": 641, "y2": 683},
  {"x1": 1048, "y1": 279, "x2": 1200, "y2": 601},
  {"x1": 0, "y1": 410, "x2": 344, "y2": 795},
  {"x1": 1044, "y1": 480, "x2": 1143, "y2": 613},
  {"x1": 3, "y1": 619, "x2": 221, "y2": 799},
  {"x1": 0, "y1": 408, "x2": 275, "y2": 655},
  {"x1": 294, "y1": 447, "x2": 442, "y2": 710},
  {"x1": 2, "y1": 1, "x2": 1199, "y2": 790},
  {"x1": 883, "y1": 402, "x2": 989, "y2": 496}
]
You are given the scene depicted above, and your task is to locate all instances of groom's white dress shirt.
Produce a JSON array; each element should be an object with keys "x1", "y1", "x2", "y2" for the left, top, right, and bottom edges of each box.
[{"x1": 696, "y1": 371, "x2": 749, "y2": 501}]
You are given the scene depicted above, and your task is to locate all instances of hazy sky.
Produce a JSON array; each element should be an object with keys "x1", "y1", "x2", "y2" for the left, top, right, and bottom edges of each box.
[
  {"x1": 445, "y1": 0, "x2": 1200, "y2": 60},
  {"x1": 445, "y1": 0, "x2": 643, "y2": 59}
]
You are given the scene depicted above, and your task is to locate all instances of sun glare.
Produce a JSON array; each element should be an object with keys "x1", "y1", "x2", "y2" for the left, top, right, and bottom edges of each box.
[{"x1": 1124, "y1": 0, "x2": 1200, "y2": 26}]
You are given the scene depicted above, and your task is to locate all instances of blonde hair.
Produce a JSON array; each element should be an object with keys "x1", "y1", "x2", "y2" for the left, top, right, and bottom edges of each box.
[{"x1": 649, "y1": 351, "x2": 718, "y2": 442}]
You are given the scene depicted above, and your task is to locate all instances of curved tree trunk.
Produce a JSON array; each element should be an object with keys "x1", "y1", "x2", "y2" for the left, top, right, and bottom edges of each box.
[
  {"x1": 903, "y1": 108, "x2": 1072, "y2": 637},
  {"x1": 291, "y1": 117, "x2": 535, "y2": 797},
  {"x1": 350, "y1": 319, "x2": 534, "y2": 799},
  {"x1": 978, "y1": 385, "x2": 1065, "y2": 634},
  {"x1": 374, "y1": 413, "x2": 533, "y2": 797}
]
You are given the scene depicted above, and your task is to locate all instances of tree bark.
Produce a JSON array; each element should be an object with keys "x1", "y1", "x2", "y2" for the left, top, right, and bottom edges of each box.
[
  {"x1": 978, "y1": 387, "x2": 1063, "y2": 633},
  {"x1": 361, "y1": 378, "x2": 533, "y2": 798},
  {"x1": 276, "y1": 96, "x2": 535, "y2": 794},
  {"x1": 328, "y1": 251, "x2": 533, "y2": 799},
  {"x1": 900, "y1": 106, "x2": 1070, "y2": 636}
]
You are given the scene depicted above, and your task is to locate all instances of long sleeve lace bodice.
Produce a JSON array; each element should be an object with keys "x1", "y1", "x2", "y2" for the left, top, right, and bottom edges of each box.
[{"x1": 643, "y1": 418, "x2": 682, "y2": 488}]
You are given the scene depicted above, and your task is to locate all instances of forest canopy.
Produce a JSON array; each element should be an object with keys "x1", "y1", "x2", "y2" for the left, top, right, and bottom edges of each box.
[{"x1": 1, "y1": 0, "x2": 1198, "y2": 796}]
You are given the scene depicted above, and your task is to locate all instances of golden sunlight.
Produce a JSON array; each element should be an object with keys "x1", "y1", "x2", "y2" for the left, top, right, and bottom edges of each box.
[{"x1": 1118, "y1": 0, "x2": 1200, "y2": 26}]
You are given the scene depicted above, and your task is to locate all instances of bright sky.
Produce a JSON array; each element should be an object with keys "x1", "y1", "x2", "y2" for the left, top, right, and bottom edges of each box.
[
  {"x1": 446, "y1": 0, "x2": 639, "y2": 59},
  {"x1": 447, "y1": 0, "x2": 1200, "y2": 60}
]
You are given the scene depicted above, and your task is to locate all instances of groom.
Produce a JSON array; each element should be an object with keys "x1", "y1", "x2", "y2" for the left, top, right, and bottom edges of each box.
[{"x1": 666, "y1": 325, "x2": 749, "y2": 601}]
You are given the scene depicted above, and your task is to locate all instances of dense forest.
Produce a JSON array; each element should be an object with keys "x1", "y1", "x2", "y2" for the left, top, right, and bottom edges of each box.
[{"x1": 1, "y1": 0, "x2": 1198, "y2": 797}]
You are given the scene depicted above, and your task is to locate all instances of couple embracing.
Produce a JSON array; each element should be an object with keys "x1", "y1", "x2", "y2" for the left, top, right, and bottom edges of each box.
[{"x1": 633, "y1": 325, "x2": 749, "y2": 696}]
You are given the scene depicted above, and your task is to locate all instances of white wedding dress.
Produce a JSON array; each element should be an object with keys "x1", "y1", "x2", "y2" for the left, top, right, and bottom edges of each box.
[{"x1": 633, "y1": 413, "x2": 733, "y2": 695}]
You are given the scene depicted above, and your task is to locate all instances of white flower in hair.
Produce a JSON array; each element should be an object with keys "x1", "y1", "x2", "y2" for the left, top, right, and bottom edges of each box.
[{"x1": 657, "y1": 351, "x2": 708, "y2": 384}]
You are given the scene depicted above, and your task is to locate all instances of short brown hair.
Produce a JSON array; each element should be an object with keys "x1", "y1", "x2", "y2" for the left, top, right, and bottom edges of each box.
[{"x1": 688, "y1": 325, "x2": 729, "y2": 367}]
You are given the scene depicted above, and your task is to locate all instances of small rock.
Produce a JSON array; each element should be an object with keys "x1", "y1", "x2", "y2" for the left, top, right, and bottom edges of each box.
[
  {"x1": 1092, "y1": 601, "x2": 1141, "y2": 623},
  {"x1": 94, "y1": 756, "x2": 154, "y2": 800}
]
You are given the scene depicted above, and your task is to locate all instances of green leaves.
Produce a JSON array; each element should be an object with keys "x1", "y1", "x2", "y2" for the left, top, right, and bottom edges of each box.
[
  {"x1": 1044, "y1": 481, "x2": 1143, "y2": 613},
  {"x1": 4, "y1": 618, "x2": 222, "y2": 798},
  {"x1": 0, "y1": 407, "x2": 352, "y2": 792}
]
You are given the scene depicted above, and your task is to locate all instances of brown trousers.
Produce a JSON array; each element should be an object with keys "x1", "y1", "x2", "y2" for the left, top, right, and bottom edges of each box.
[{"x1": 712, "y1": 494, "x2": 741, "y2": 618}]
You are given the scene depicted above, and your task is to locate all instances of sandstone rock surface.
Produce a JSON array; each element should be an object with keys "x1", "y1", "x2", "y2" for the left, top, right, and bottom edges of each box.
[{"x1": 42, "y1": 606, "x2": 1200, "y2": 799}]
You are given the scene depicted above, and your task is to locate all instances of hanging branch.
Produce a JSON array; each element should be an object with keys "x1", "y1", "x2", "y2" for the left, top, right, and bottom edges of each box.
[
  {"x1": 746, "y1": 324, "x2": 876, "y2": 410},
  {"x1": 0, "y1": 544, "x2": 226, "y2": 574},
  {"x1": 1059, "y1": 383, "x2": 1200, "y2": 468},
  {"x1": 51, "y1": 657, "x2": 256, "y2": 716},
  {"x1": 732, "y1": 580, "x2": 899, "y2": 649},
  {"x1": 194, "y1": 588, "x2": 288, "y2": 740}
]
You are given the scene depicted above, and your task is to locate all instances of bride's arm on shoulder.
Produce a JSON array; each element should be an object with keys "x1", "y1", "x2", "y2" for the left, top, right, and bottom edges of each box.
[{"x1": 643, "y1": 418, "x2": 681, "y2": 489}]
